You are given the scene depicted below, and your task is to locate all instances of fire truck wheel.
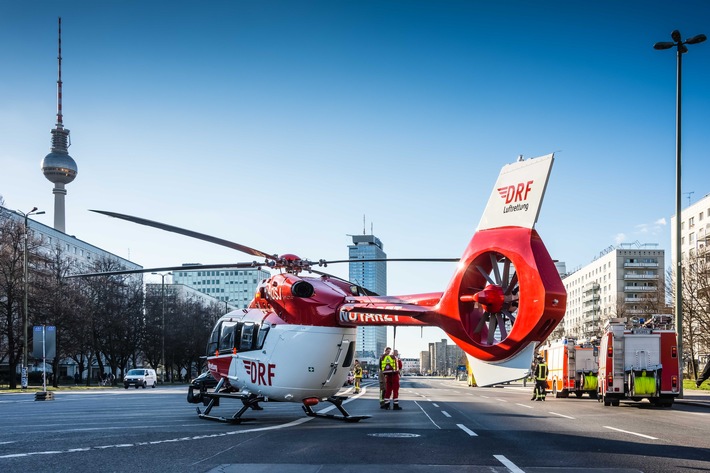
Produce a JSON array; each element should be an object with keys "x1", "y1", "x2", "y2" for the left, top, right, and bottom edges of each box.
[{"x1": 575, "y1": 391, "x2": 583, "y2": 398}]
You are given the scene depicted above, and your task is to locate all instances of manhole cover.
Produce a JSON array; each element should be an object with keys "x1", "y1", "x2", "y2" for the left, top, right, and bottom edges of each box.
[{"x1": 367, "y1": 433, "x2": 421, "y2": 438}]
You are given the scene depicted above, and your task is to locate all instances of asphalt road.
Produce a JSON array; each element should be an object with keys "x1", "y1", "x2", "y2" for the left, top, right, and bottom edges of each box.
[{"x1": 0, "y1": 377, "x2": 708, "y2": 473}]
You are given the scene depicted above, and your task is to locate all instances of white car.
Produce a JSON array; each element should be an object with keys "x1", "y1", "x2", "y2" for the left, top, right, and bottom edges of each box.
[{"x1": 124, "y1": 368, "x2": 157, "y2": 389}]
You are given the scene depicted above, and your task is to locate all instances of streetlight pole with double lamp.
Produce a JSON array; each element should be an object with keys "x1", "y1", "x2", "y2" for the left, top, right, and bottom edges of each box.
[
  {"x1": 20, "y1": 207, "x2": 45, "y2": 389},
  {"x1": 654, "y1": 30, "x2": 706, "y2": 395},
  {"x1": 152, "y1": 271, "x2": 172, "y2": 383}
]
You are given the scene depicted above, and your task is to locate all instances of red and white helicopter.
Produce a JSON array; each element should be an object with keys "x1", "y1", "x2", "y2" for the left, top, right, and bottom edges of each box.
[{"x1": 81, "y1": 153, "x2": 566, "y2": 423}]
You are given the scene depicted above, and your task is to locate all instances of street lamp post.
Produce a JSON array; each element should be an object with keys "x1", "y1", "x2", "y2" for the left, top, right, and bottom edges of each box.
[
  {"x1": 20, "y1": 207, "x2": 45, "y2": 389},
  {"x1": 654, "y1": 30, "x2": 706, "y2": 396},
  {"x1": 152, "y1": 271, "x2": 171, "y2": 383}
]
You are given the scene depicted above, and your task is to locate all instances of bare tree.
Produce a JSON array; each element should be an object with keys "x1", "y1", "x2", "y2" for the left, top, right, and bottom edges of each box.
[{"x1": 0, "y1": 210, "x2": 43, "y2": 388}]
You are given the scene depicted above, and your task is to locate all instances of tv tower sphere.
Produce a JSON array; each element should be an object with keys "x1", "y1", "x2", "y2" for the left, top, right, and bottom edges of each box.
[{"x1": 42, "y1": 129, "x2": 77, "y2": 185}]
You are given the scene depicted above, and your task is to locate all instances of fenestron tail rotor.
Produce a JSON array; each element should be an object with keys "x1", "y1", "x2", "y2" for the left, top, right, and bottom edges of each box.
[{"x1": 470, "y1": 251, "x2": 519, "y2": 346}]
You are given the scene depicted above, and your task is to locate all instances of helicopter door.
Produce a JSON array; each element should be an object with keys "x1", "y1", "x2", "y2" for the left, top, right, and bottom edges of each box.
[{"x1": 322, "y1": 338, "x2": 354, "y2": 387}]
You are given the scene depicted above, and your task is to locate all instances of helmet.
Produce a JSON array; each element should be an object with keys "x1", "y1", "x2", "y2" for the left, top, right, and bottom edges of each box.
[{"x1": 536, "y1": 355, "x2": 543, "y2": 361}]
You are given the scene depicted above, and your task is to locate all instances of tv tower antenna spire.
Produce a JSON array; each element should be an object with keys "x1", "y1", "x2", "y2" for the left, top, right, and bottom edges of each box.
[
  {"x1": 56, "y1": 17, "x2": 64, "y2": 129},
  {"x1": 41, "y1": 17, "x2": 78, "y2": 233}
]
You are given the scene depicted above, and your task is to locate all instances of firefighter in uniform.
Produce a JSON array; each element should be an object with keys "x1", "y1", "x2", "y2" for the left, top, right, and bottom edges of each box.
[
  {"x1": 353, "y1": 359, "x2": 363, "y2": 394},
  {"x1": 532, "y1": 355, "x2": 548, "y2": 401}
]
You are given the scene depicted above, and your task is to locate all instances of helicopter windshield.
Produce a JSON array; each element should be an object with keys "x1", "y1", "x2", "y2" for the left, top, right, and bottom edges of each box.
[{"x1": 207, "y1": 320, "x2": 271, "y2": 355}]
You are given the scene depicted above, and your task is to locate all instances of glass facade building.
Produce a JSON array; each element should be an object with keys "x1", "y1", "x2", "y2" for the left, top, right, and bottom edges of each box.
[{"x1": 348, "y1": 234, "x2": 387, "y2": 362}]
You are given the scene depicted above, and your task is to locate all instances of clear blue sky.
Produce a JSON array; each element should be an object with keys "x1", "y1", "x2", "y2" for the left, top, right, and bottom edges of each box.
[{"x1": 2, "y1": 1, "x2": 710, "y2": 356}]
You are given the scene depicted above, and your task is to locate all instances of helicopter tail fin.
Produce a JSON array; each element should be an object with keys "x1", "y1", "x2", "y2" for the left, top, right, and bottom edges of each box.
[{"x1": 430, "y1": 153, "x2": 565, "y2": 372}]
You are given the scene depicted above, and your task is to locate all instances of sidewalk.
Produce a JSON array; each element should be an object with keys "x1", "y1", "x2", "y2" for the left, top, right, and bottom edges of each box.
[{"x1": 675, "y1": 388, "x2": 710, "y2": 408}]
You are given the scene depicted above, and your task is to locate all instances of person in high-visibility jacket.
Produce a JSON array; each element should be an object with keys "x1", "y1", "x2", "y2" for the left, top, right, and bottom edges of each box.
[
  {"x1": 353, "y1": 359, "x2": 363, "y2": 394},
  {"x1": 380, "y1": 348, "x2": 402, "y2": 410},
  {"x1": 531, "y1": 355, "x2": 548, "y2": 401},
  {"x1": 378, "y1": 347, "x2": 390, "y2": 404}
]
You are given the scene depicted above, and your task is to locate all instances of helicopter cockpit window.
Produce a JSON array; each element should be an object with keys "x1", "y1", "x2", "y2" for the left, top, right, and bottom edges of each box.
[
  {"x1": 240, "y1": 322, "x2": 255, "y2": 351},
  {"x1": 206, "y1": 321, "x2": 222, "y2": 355},
  {"x1": 219, "y1": 322, "x2": 238, "y2": 352}
]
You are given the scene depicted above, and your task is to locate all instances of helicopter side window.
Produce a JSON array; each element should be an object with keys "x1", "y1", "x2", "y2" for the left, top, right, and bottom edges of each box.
[
  {"x1": 219, "y1": 322, "x2": 238, "y2": 352},
  {"x1": 206, "y1": 321, "x2": 222, "y2": 355},
  {"x1": 240, "y1": 322, "x2": 255, "y2": 351},
  {"x1": 255, "y1": 323, "x2": 270, "y2": 349}
]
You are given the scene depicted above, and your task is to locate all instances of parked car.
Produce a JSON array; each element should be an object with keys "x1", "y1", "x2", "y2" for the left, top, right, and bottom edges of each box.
[
  {"x1": 186, "y1": 371, "x2": 219, "y2": 404},
  {"x1": 123, "y1": 368, "x2": 157, "y2": 389},
  {"x1": 345, "y1": 371, "x2": 354, "y2": 386}
]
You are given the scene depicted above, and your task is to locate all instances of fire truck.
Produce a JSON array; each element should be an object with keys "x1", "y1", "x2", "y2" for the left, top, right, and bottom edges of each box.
[
  {"x1": 542, "y1": 338, "x2": 599, "y2": 398},
  {"x1": 597, "y1": 317, "x2": 679, "y2": 407}
]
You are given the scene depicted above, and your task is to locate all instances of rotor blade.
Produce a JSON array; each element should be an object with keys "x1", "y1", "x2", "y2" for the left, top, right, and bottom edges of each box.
[
  {"x1": 319, "y1": 258, "x2": 458, "y2": 266},
  {"x1": 505, "y1": 271, "x2": 519, "y2": 295},
  {"x1": 497, "y1": 314, "x2": 508, "y2": 339},
  {"x1": 502, "y1": 258, "x2": 511, "y2": 292},
  {"x1": 487, "y1": 316, "x2": 497, "y2": 345},
  {"x1": 476, "y1": 265, "x2": 496, "y2": 286},
  {"x1": 66, "y1": 262, "x2": 264, "y2": 278},
  {"x1": 501, "y1": 308, "x2": 516, "y2": 324},
  {"x1": 490, "y1": 253, "x2": 501, "y2": 285},
  {"x1": 90, "y1": 210, "x2": 276, "y2": 260},
  {"x1": 474, "y1": 312, "x2": 488, "y2": 333}
]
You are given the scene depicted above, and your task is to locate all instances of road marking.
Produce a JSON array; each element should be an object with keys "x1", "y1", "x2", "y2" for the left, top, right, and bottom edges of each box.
[
  {"x1": 603, "y1": 426, "x2": 658, "y2": 440},
  {"x1": 549, "y1": 412, "x2": 575, "y2": 419},
  {"x1": 456, "y1": 424, "x2": 477, "y2": 437},
  {"x1": 515, "y1": 403, "x2": 533, "y2": 409},
  {"x1": 441, "y1": 411, "x2": 451, "y2": 417},
  {"x1": 494, "y1": 398, "x2": 508, "y2": 403},
  {"x1": 414, "y1": 401, "x2": 441, "y2": 429},
  {"x1": 675, "y1": 410, "x2": 708, "y2": 417},
  {"x1": 432, "y1": 403, "x2": 439, "y2": 407},
  {"x1": 494, "y1": 454, "x2": 525, "y2": 473}
]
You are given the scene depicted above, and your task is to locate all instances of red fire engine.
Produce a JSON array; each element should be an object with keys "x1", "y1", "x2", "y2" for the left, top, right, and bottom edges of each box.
[
  {"x1": 597, "y1": 317, "x2": 679, "y2": 407},
  {"x1": 542, "y1": 338, "x2": 598, "y2": 398}
]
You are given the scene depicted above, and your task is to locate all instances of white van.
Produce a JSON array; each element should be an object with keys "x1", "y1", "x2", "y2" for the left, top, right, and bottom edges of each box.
[{"x1": 124, "y1": 368, "x2": 158, "y2": 389}]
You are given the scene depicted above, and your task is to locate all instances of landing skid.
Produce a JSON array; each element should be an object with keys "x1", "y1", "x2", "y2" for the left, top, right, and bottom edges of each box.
[
  {"x1": 197, "y1": 390, "x2": 264, "y2": 424},
  {"x1": 302, "y1": 395, "x2": 371, "y2": 423}
]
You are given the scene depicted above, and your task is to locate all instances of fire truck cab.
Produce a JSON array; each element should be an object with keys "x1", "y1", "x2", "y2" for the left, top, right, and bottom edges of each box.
[
  {"x1": 597, "y1": 317, "x2": 679, "y2": 407},
  {"x1": 542, "y1": 338, "x2": 598, "y2": 398}
]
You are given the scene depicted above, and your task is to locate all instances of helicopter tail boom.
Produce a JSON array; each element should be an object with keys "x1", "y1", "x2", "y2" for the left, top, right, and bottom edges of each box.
[{"x1": 339, "y1": 154, "x2": 566, "y2": 374}]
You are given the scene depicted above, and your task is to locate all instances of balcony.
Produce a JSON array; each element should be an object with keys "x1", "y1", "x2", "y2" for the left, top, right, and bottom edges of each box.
[
  {"x1": 625, "y1": 296, "x2": 658, "y2": 303},
  {"x1": 623, "y1": 262, "x2": 659, "y2": 268},
  {"x1": 624, "y1": 286, "x2": 657, "y2": 292},
  {"x1": 624, "y1": 273, "x2": 658, "y2": 280}
]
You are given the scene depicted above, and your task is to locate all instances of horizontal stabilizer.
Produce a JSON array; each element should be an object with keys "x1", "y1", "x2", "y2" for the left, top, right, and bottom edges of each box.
[{"x1": 467, "y1": 342, "x2": 536, "y2": 387}]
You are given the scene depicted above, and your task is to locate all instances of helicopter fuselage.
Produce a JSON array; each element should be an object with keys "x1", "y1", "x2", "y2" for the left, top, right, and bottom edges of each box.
[{"x1": 206, "y1": 306, "x2": 356, "y2": 403}]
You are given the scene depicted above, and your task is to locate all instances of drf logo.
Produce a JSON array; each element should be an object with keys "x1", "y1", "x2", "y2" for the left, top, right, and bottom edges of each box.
[
  {"x1": 243, "y1": 360, "x2": 276, "y2": 386},
  {"x1": 498, "y1": 180, "x2": 533, "y2": 204}
]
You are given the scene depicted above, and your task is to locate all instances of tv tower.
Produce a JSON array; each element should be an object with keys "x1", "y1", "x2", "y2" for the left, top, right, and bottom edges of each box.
[{"x1": 41, "y1": 17, "x2": 77, "y2": 233}]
